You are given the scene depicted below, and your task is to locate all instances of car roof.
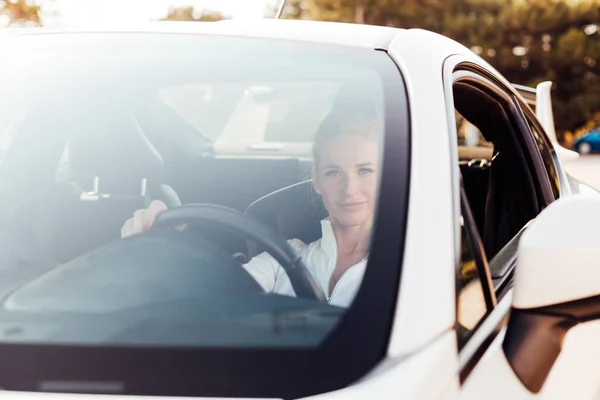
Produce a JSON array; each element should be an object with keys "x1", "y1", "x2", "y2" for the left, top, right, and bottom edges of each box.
[{"x1": 1, "y1": 19, "x2": 404, "y2": 50}]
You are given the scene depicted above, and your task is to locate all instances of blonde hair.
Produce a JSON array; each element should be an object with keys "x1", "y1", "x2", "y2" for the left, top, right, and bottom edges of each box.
[{"x1": 312, "y1": 110, "x2": 380, "y2": 167}]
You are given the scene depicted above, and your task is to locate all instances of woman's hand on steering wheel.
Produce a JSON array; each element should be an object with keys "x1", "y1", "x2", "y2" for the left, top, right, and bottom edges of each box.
[
  {"x1": 152, "y1": 205, "x2": 327, "y2": 301},
  {"x1": 122, "y1": 200, "x2": 326, "y2": 301},
  {"x1": 121, "y1": 200, "x2": 185, "y2": 238}
]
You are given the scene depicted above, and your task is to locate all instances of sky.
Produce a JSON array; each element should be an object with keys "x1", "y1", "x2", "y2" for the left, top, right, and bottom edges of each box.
[{"x1": 36, "y1": 0, "x2": 277, "y2": 27}]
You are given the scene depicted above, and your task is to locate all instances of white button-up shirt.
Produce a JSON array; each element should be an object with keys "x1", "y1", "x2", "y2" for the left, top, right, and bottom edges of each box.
[{"x1": 242, "y1": 219, "x2": 368, "y2": 307}]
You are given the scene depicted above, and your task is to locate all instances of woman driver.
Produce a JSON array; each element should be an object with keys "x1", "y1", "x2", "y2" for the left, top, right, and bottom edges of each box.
[{"x1": 121, "y1": 110, "x2": 380, "y2": 308}]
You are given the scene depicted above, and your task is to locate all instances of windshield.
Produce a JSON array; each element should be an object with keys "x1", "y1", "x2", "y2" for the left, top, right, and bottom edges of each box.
[{"x1": 0, "y1": 32, "x2": 410, "y2": 398}]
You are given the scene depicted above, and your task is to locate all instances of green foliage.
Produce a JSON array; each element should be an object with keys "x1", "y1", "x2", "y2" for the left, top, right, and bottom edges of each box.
[
  {"x1": 3, "y1": 0, "x2": 596, "y2": 138},
  {"x1": 283, "y1": 0, "x2": 600, "y2": 138},
  {"x1": 161, "y1": 6, "x2": 227, "y2": 22}
]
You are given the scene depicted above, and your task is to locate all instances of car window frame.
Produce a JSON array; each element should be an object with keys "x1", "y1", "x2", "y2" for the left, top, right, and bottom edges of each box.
[
  {"x1": 456, "y1": 179, "x2": 496, "y2": 346},
  {"x1": 512, "y1": 87, "x2": 572, "y2": 198},
  {"x1": 516, "y1": 98, "x2": 563, "y2": 198}
]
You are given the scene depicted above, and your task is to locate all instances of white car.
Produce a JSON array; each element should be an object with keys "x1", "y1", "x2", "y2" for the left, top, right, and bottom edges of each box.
[{"x1": 0, "y1": 19, "x2": 598, "y2": 400}]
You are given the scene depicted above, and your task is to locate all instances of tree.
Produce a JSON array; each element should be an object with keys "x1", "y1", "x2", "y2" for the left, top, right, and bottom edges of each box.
[
  {"x1": 161, "y1": 6, "x2": 227, "y2": 22},
  {"x1": 284, "y1": 0, "x2": 600, "y2": 140},
  {"x1": 464, "y1": 0, "x2": 600, "y2": 136},
  {"x1": 0, "y1": 0, "x2": 41, "y2": 27}
]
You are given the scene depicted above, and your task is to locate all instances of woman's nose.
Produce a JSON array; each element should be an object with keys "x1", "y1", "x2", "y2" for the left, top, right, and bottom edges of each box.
[{"x1": 343, "y1": 175, "x2": 360, "y2": 195}]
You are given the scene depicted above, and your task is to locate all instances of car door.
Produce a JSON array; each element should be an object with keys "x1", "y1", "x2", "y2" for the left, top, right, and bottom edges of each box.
[
  {"x1": 440, "y1": 56, "x2": 581, "y2": 398},
  {"x1": 443, "y1": 59, "x2": 600, "y2": 399}
]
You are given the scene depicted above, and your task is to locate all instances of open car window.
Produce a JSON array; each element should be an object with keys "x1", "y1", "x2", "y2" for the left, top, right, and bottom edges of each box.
[{"x1": 456, "y1": 110, "x2": 494, "y2": 161}]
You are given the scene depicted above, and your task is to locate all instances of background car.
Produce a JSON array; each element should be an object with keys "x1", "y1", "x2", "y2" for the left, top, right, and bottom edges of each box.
[
  {"x1": 0, "y1": 19, "x2": 599, "y2": 400},
  {"x1": 573, "y1": 128, "x2": 600, "y2": 155}
]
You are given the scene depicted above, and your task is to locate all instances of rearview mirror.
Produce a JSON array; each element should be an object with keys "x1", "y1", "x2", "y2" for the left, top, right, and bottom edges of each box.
[{"x1": 503, "y1": 194, "x2": 600, "y2": 392}]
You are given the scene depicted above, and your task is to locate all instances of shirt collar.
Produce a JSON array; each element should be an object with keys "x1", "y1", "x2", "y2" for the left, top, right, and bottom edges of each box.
[
  {"x1": 320, "y1": 218, "x2": 337, "y2": 252},
  {"x1": 319, "y1": 218, "x2": 370, "y2": 262}
]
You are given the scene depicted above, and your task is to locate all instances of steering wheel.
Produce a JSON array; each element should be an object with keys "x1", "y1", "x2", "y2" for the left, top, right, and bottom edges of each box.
[
  {"x1": 143, "y1": 183, "x2": 182, "y2": 208},
  {"x1": 151, "y1": 204, "x2": 326, "y2": 302}
]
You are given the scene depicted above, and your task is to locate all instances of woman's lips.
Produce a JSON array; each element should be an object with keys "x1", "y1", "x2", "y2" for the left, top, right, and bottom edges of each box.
[{"x1": 339, "y1": 202, "x2": 366, "y2": 211}]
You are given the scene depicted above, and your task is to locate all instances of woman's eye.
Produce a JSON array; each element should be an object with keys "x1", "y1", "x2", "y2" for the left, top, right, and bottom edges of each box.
[
  {"x1": 325, "y1": 170, "x2": 342, "y2": 177},
  {"x1": 358, "y1": 167, "x2": 374, "y2": 175}
]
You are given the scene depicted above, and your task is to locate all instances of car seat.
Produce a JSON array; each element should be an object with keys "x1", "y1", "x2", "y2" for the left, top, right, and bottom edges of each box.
[
  {"x1": 49, "y1": 111, "x2": 177, "y2": 263},
  {"x1": 245, "y1": 180, "x2": 328, "y2": 257}
]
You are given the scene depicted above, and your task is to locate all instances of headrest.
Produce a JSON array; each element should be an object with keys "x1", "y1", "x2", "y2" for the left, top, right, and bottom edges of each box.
[
  {"x1": 67, "y1": 112, "x2": 165, "y2": 192},
  {"x1": 246, "y1": 180, "x2": 328, "y2": 244}
]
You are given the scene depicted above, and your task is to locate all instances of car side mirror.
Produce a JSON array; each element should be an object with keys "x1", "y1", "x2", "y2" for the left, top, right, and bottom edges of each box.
[{"x1": 503, "y1": 194, "x2": 600, "y2": 393}]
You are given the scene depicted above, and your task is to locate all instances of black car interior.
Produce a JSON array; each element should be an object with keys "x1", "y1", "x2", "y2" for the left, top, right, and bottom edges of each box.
[
  {"x1": 245, "y1": 180, "x2": 328, "y2": 258},
  {"x1": 0, "y1": 86, "x2": 345, "y2": 347},
  {"x1": 454, "y1": 80, "x2": 553, "y2": 260},
  {"x1": 0, "y1": 80, "x2": 544, "y2": 278},
  {"x1": 0, "y1": 89, "x2": 330, "y2": 282},
  {"x1": 1, "y1": 66, "x2": 557, "y2": 309},
  {"x1": 0, "y1": 74, "x2": 552, "y2": 279}
]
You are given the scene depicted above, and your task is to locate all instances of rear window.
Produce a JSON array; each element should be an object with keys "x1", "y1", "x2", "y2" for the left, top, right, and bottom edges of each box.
[{"x1": 159, "y1": 81, "x2": 340, "y2": 144}]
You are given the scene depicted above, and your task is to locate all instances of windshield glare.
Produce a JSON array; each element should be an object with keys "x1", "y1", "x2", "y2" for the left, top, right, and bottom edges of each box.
[{"x1": 0, "y1": 33, "x2": 388, "y2": 348}]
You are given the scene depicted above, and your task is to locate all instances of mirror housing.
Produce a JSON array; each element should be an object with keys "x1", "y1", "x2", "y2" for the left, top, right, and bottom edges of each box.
[{"x1": 504, "y1": 194, "x2": 600, "y2": 392}]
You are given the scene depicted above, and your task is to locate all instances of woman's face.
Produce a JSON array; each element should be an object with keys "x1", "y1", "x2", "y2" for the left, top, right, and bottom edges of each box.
[{"x1": 313, "y1": 134, "x2": 379, "y2": 228}]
